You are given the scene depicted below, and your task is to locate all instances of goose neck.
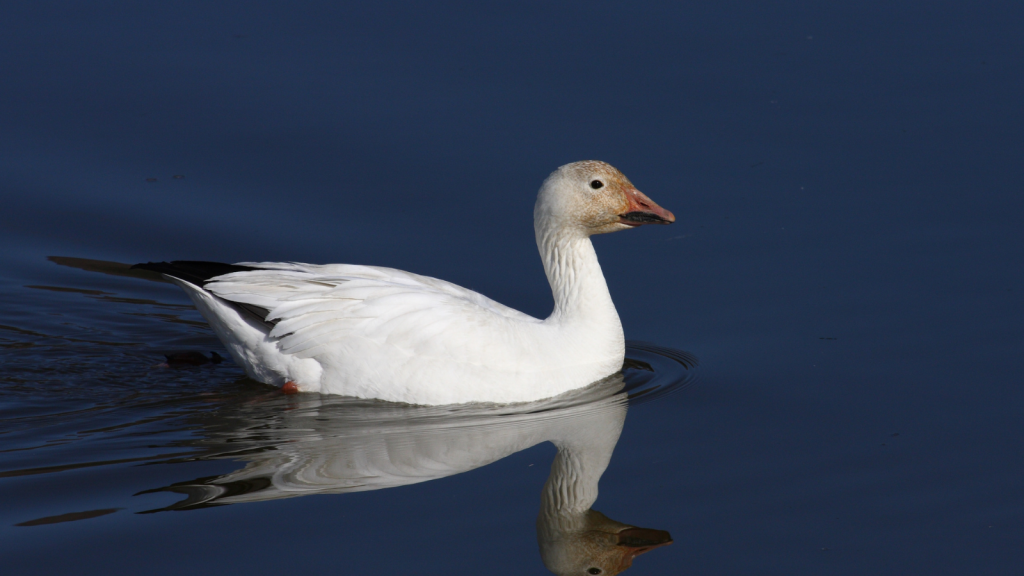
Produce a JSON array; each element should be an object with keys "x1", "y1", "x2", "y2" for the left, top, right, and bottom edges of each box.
[{"x1": 536, "y1": 227, "x2": 617, "y2": 325}]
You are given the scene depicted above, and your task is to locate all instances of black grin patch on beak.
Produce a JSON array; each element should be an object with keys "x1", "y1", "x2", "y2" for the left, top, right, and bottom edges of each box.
[{"x1": 619, "y1": 211, "x2": 672, "y2": 225}]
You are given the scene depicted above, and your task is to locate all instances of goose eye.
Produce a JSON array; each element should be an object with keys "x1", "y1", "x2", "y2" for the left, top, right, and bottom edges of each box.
[
  {"x1": 590, "y1": 180, "x2": 604, "y2": 189},
  {"x1": 587, "y1": 569, "x2": 602, "y2": 575}
]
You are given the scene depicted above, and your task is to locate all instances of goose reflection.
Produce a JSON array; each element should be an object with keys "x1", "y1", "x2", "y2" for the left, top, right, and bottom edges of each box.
[
  {"x1": 534, "y1": 378, "x2": 673, "y2": 575},
  {"x1": 143, "y1": 351, "x2": 694, "y2": 575}
]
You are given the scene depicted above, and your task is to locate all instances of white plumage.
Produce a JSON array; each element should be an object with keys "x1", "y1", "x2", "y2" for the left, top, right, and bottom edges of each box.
[{"x1": 151, "y1": 160, "x2": 674, "y2": 405}]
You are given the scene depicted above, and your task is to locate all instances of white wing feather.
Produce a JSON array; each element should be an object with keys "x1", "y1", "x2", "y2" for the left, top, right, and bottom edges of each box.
[{"x1": 206, "y1": 262, "x2": 539, "y2": 363}]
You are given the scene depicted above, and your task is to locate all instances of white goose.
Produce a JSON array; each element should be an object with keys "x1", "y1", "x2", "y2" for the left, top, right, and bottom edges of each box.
[{"x1": 135, "y1": 161, "x2": 674, "y2": 405}]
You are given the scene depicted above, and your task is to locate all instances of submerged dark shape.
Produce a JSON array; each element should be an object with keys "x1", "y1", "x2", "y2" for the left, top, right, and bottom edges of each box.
[{"x1": 163, "y1": 351, "x2": 224, "y2": 366}]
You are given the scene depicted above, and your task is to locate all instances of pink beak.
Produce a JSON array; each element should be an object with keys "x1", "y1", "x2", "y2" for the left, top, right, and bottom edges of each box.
[{"x1": 619, "y1": 188, "x2": 675, "y2": 226}]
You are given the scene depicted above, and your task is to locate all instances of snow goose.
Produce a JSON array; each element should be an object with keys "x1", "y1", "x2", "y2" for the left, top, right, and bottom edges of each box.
[{"x1": 134, "y1": 160, "x2": 674, "y2": 404}]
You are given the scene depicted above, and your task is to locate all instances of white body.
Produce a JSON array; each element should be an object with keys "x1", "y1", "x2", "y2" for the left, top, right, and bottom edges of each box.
[{"x1": 167, "y1": 161, "x2": 672, "y2": 405}]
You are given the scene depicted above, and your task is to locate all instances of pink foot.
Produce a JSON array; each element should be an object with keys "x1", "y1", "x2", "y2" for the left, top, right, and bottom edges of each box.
[{"x1": 281, "y1": 381, "x2": 299, "y2": 394}]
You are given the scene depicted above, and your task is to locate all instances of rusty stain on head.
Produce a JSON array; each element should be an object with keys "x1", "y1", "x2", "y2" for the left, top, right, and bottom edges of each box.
[{"x1": 539, "y1": 161, "x2": 672, "y2": 235}]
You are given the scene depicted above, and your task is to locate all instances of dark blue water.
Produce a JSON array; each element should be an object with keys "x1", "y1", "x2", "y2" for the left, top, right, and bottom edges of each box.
[{"x1": 2, "y1": 1, "x2": 1023, "y2": 574}]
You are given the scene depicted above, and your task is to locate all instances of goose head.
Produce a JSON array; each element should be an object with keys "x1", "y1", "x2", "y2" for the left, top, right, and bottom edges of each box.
[{"x1": 535, "y1": 161, "x2": 675, "y2": 237}]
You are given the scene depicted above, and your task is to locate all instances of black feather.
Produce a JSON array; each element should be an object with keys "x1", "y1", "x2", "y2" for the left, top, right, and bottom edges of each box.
[
  {"x1": 131, "y1": 261, "x2": 261, "y2": 286},
  {"x1": 132, "y1": 260, "x2": 278, "y2": 329}
]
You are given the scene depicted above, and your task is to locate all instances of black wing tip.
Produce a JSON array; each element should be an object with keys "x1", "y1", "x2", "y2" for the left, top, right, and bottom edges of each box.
[
  {"x1": 131, "y1": 261, "x2": 261, "y2": 286},
  {"x1": 134, "y1": 261, "x2": 277, "y2": 329}
]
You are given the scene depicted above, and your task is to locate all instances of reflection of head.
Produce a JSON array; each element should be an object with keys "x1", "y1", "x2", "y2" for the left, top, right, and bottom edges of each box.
[
  {"x1": 535, "y1": 400, "x2": 672, "y2": 575},
  {"x1": 538, "y1": 510, "x2": 672, "y2": 576}
]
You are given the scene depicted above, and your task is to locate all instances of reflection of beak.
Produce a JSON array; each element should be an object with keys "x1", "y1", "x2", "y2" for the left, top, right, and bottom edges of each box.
[
  {"x1": 618, "y1": 188, "x2": 675, "y2": 226},
  {"x1": 615, "y1": 527, "x2": 673, "y2": 570}
]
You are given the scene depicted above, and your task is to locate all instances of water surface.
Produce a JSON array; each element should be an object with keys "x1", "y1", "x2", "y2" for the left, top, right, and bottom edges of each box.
[{"x1": 2, "y1": 1, "x2": 1023, "y2": 574}]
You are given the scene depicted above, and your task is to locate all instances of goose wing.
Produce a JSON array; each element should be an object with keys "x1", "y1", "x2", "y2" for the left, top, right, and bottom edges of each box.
[{"x1": 205, "y1": 262, "x2": 540, "y2": 361}]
